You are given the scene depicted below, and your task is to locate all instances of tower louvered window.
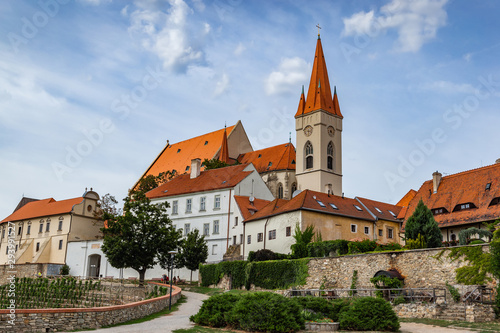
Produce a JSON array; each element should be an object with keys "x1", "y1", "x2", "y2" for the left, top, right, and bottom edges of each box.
[
  {"x1": 305, "y1": 141, "x2": 313, "y2": 169},
  {"x1": 327, "y1": 142, "x2": 334, "y2": 170}
]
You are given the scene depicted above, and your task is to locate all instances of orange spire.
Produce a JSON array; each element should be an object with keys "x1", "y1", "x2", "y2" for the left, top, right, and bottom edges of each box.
[
  {"x1": 303, "y1": 36, "x2": 335, "y2": 114},
  {"x1": 332, "y1": 86, "x2": 343, "y2": 118},
  {"x1": 294, "y1": 85, "x2": 306, "y2": 117},
  {"x1": 219, "y1": 126, "x2": 230, "y2": 164}
]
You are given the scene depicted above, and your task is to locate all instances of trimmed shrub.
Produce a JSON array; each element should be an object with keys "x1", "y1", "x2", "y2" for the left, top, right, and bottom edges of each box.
[
  {"x1": 296, "y1": 296, "x2": 335, "y2": 320},
  {"x1": 374, "y1": 242, "x2": 403, "y2": 252},
  {"x1": 339, "y1": 297, "x2": 400, "y2": 332},
  {"x1": 308, "y1": 240, "x2": 349, "y2": 257},
  {"x1": 199, "y1": 261, "x2": 248, "y2": 288},
  {"x1": 248, "y1": 249, "x2": 289, "y2": 262},
  {"x1": 245, "y1": 259, "x2": 309, "y2": 290},
  {"x1": 348, "y1": 239, "x2": 378, "y2": 254},
  {"x1": 330, "y1": 298, "x2": 352, "y2": 322},
  {"x1": 228, "y1": 292, "x2": 304, "y2": 332},
  {"x1": 190, "y1": 293, "x2": 240, "y2": 327}
]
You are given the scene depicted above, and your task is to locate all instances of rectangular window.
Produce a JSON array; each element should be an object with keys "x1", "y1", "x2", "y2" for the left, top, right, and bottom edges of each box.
[
  {"x1": 240, "y1": 234, "x2": 243, "y2": 244},
  {"x1": 286, "y1": 226, "x2": 291, "y2": 237},
  {"x1": 350, "y1": 224, "x2": 357, "y2": 233},
  {"x1": 388, "y1": 228, "x2": 394, "y2": 239},
  {"x1": 212, "y1": 244, "x2": 217, "y2": 255},
  {"x1": 59, "y1": 240, "x2": 63, "y2": 250},
  {"x1": 364, "y1": 226, "x2": 369, "y2": 235},
  {"x1": 269, "y1": 229, "x2": 276, "y2": 240},
  {"x1": 233, "y1": 235, "x2": 237, "y2": 245},
  {"x1": 214, "y1": 195, "x2": 221, "y2": 209},
  {"x1": 213, "y1": 220, "x2": 219, "y2": 234},
  {"x1": 58, "y1": 221, "x2": 63, "y2": 231},
  {"x1": 247, "y1": 235, "x2": 251, "y2": 244},
  {"x1": 18, "y1": 226, "x2": 22, "y2": 235},
  {"x1": 36, "y1": 242, "x2": 40, "y2": 252},
  {"x1": 15, "y1": 245, "x2": 18, "y2": 252},
  {"x1": 184, "y1": 223, "x2": 190, "y2": 236},
  {"x1": 172, "y1": 200, "x2": 178, "y2": 215},
  {"x1": 186, "y1": 199, "x2": 192, "y2": 213},
  {"x1": 203, "y1": 223, "x2": 210, "y2": 236},
  {"x1": 235, "y1": 217, "x2": 238, "y2": 226},
  {"x1": 200, "y1": 197, "x2": 206, "y2": 211},
  {"x1": 46, "y1": 222, "x2": 50, "y2": 232},
  {"x1": 39, "y1": 223, "x2": 44, "y2": 233},
  {"x1": 2, "y1": 228, "x2": 5, "y2": 238},
  {"x1": 27, "y1": 225, "x2": 31, "y2": 235},
  {"x1": 257, "y1": 233, "x2": 263, "y2": 242},
  {"x1": 378, "y1": 229, "x2": 383, "y2": 237}
]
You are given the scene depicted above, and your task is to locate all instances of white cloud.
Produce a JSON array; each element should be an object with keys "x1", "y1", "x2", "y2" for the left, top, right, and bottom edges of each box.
[
  {"x1": 128, "y1": 0, "x2": 207, "y2": 73},
  {"x1": 419, "y1": 80, "x2": 478, "y2": 95},
  {"x1": 342, "y1": 0, "x2": 448, "y2": 52},
  {"x1": 213, "y1": 73, "x2": 229, "y2": 96},
  {"x1": 234, "y1": 42, "x2": 246, "y2": 56},
  {"x1": 265, "y1": 57, "x2": 310, "y2": 96},
  {"x1": 78, "y1": 0, "x2": 112, "y2": 5}
]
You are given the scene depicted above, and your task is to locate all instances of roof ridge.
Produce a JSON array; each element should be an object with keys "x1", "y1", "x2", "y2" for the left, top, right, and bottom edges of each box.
[{"x1": 437, "y1": 163, "x2": 500, "y2": 180}]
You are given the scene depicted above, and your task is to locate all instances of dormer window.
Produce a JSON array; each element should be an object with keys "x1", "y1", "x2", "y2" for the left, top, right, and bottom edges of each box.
[
  {"x1": 375, "y1": 207, "x2": 382, "y2": 214},
  {"x1": 489, "y1": 197, "x2": 500, "y2": 207},
  {"x1": 177, "y1": 149, "x2": 181, "y2": 153},
  {"x1": 388, "y1": 210, "x2": 396, "y2": 217},
  {"x1": 316, "y1": 200, "x2": 326, "y2": 207},
  {"x1": 354, "y1": 205, "x2": 363, "y2": 211},
  {"x1": 433, "y1": 208, "x2": 445, "y2": 215},
  {"x1": 486, "y1": 183, "x2": 492, "y2": 191},
  {"x1": 453, "y1": 202, "x2": 476, "y2": 212},
  {"x1": 185, "y1": 165, "x2": 190, "y2": 171},
  {"x1": 258, "y1": 154, "x2": 262, "y2": 158},
  {"x1": 329, "y1": 203, "x2": 338, "y2": 210},
  {"x1": 204, "y1": 141, "x2": 208, "y2": 145}
]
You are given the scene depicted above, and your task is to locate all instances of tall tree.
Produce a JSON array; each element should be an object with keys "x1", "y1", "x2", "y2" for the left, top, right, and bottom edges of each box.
[
  {"x1": 404, "y1": 200, "x2": 442, "y2": 248},
  {"x1": 179, "y1": 229, "x2": 208, "y2": 283},
  {"x1": 101, "y1": 185, "x2": 182, "y2": 285}
]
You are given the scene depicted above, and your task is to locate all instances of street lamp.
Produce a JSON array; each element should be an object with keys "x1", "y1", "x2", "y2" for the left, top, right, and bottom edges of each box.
[{"x1": 168, "y1": 250, "x2": 178, "y2": 310}]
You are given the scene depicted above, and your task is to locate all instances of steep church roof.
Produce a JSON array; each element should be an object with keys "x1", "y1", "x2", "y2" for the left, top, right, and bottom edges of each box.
[
  {"x1": 295, "y1": 36, "x2": 342, "y2": 118},
  {"x1": 238, "y1": 143, "x2": 296, "y2": 173},
  {"x1": 219, "y1": 126, "x2": 230, "y2": 164}
]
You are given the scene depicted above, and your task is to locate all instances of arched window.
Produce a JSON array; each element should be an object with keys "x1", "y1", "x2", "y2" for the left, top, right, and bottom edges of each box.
[
  {"x1": 327, "y1": 142, "x2": 334, "y2": 170},
  {"x1": 305, "y1": 141, "x2": 313, "y2": 169},
  {"x1": 291, "y1": 183, "x2": 297, "y2": 194},
  {"x1": 450, "y1": 233, "x2": 456, "y2": 241},
  {"x1": 277, "y1": 183, "x2": 283, "y2": 199}
]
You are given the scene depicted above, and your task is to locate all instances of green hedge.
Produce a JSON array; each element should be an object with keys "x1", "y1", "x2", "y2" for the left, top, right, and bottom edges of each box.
[
  {"x1": 307, "y1": 240, "x2": 349, "y2": 257},
  {"x1": 348, "y1": 240, "x2": 378, "y2": 254},
  {"x1": 200, "y1": 258, "x2": 309, "y2": 290}
]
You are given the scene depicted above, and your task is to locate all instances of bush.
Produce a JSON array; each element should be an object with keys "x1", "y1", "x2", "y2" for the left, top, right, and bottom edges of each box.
[
  {"x1": 308, "y1": 240, "x2": 349, "y2": 257},
  {"x1": 228, "y1": 292, "x2": 304, "y2": 332},
  {"x1": 248, "y1": 249, "x2": 289, "y2": 262},
  {"x1": 199, "y1": 261, "x2": 248, "y2": 288},
  {"x1": 374, "y1": 243, "x2": 403, "y2": 252},
  {"x1": 245, "y1": 259, "x2": 309, "y2": 290},
  {"x1": 190, "y1": 293, "x2": 240, "y2": 327},
  {"x1": 348, "y1": 240, "x2": 377, "y2": 254},
  {"x1": 330, "y1": 298, "x2": 352, "y2": 322},
  {"x1": 59, "y1": 264, "x2": 70, "y2": 276},
  {"x1": 446, "y1": 282, "x2": 461, "y2": 303},
  {"x1": 296, "y1": 296, "x2": 335, "y2": 320},
  {"x1": 339, "y1": 297, "x2": 400, "y2": 332}
]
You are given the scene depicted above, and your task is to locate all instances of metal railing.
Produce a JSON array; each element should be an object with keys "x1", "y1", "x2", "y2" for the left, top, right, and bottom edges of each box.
[
  {"x1": 463, "y1": 286, "x2": 495, "y2": 304},
  {"x1": 287, "y1": 288, "x2": 447, "y2": 304}
]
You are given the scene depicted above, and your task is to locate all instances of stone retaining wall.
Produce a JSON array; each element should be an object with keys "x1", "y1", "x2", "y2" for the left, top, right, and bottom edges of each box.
[
  {"x1": 0, "y1": 283, "x2": 181, "y2": 332},
  {"x1": 393, "y1": 303, "x2": 495, "y2": 322}
]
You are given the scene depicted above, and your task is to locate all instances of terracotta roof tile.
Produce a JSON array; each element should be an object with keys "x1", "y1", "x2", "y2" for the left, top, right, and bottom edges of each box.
[
  {"x1": 135, "y1": 124, "x2": 237, "y2": 187},
  {"x1": 237, "y1": 143, "x2": 296, "y2": 173},
  {"x1": 1, "y1": 197, "x2": 84, "y2": 224},
  {"x1": 402, "y1": 163, "x2": 500, "y2": 229},
  {"x1": 146, "y1": 164, "x2": 253, "y2": 199},
  {"x1": 396, "y1": 189, "x2": 417, "y2": 208},
  {"x1": 244, "y1": 190, "x2": 376, "y2": 222},
  {"x1": 356, "y1": 197, "x2": 402, "y2": 222},
  {"x1": 234, "y1": 196, "x2": 272, "y2": 221}
]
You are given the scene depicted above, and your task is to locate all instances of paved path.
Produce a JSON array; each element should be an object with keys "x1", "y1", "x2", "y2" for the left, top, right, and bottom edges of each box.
[
  {"x1": 400, "y1": 322, "x2": 476, "y2": 333},
  {"x1": 64, "y1": 291, "x2": 208, "y2": 333}
]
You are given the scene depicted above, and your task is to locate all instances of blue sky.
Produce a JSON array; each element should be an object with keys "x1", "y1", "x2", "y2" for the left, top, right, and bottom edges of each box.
[{"x1": 1, "y1": 0, "x2": 500, "y2": 219}]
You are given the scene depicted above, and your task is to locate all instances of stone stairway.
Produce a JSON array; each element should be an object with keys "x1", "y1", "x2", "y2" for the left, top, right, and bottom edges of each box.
[{"x1": 436, "y1": 303, "x2": 465, "y2": 321}]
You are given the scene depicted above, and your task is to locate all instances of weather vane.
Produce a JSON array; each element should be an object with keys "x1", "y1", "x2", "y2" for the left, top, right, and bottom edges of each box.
[{"x1": 316, "y1": 24, "x2": 321, "y2": 36}]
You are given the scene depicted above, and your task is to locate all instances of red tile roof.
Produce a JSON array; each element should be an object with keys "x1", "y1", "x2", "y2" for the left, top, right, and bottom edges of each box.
[
  {"x1": 135, "y1": 124, "x2": 237, "y2": 188},
  {"x1": 401, "y1": 163, "x2": 500, "y2": 229},
  {"x1": 234, "y1": 196, "x2": 272, "y2": 221},
  {"x1": 244, "y1": 190, "x2": 376, "y2": 223},
  {"x1": 1, "y1": 197, "x2": 84, "y2": 224},
  {"x1": 396, "y1": 189, "x2": 417, "y2": 219},
  {"x1": 146, "y1": 164, "x2": 253, "y2": 199},
  {"x1": 356, "y1": 197, "x2": 402, "y2": 223},
  {"x1": 237, "y1": 143, "x2": 296, "y2": 173}
]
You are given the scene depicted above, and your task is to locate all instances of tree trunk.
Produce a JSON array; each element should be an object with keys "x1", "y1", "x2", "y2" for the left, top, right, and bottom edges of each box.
[
  {"x1": 139, "y1": 269, "x2": 146, "y2": 286},
  {"x1": 190, "y1": 270, "x2": 193, "y2": 284}
]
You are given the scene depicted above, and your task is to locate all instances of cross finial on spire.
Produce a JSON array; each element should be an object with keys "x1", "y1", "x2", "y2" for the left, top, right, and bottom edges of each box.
[
  {"x1": 316, "y1": 24, "x2": 321, "y2": 38},
  {"x1": 289, "y1": 132, "x2": 291, "y2": 143}
]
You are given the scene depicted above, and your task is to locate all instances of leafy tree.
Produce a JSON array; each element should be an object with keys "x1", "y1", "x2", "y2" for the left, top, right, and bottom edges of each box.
[
  {"x1": 291, "y1": 225, "x2": 315, "y2": 258},
  {"x1": 202, "y1": 158, "x2": 230, "y2": 170},
  {"x1": 179, "y1": 229, "x2": 208, "y2": 283},
  {"x1": 101, "y1": 185, "x2": 182, "y2": 285},
  {"x1": 458, "y1": 227, "x2": 493, "y2": 245},
  {"x1": 135, "y1": 170, "x2": 176, "y2": 194},
  {"x1": 404, "y1": 200, "x2": 442, "y2": 248},
  {"x1": 94, "y1": 193, "x2": 122, "y2": 220}
]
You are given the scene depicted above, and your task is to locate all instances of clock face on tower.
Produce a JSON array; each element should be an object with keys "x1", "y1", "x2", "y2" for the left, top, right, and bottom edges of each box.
[
  {"x1": 327, "y1": 126, "x2": 335, "y2": 137},
  {"x1": 304, "y1": 125, "x2": 313, "y2": 137}
]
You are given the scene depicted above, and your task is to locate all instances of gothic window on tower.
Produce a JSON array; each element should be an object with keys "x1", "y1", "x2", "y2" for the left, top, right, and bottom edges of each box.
[
  {"x1": 327, "y1": 142, "x2": 334, "y2": 170},
  {"x1": 305, "y1": 141, "x2": 313, "y2": 169},
  {"x1": 277, "y1": 183, "x2": 283, "y2": 199},
  {"x1": 291, "y1": 183, "x2": 297, "y2": 194}
]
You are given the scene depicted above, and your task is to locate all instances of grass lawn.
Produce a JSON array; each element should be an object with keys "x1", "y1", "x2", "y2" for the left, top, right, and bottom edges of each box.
[{"x1": 400, "y1": 317, "x2": 500, "y2": 332}]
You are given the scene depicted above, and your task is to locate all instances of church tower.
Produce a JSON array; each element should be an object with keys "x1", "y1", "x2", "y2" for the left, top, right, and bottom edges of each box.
[{"x1": 295, "y1": 33, "x2": 343, "y2": 195}]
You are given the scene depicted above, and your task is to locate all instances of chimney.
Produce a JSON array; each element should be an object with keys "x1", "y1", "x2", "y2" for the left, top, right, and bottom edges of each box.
[
  {"x1": 496, "y1": 158, "x2": 500, "y2": 164},
  {"x1": 432, "y1": 171, "x2": 442, "y2": 193},
  {"x1": 190, "y1": 158, "x2": 201, "y2": 179}
]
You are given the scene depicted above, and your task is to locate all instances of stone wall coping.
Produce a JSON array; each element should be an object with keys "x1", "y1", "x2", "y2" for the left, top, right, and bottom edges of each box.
[
  {"x1": 0, "y1": 282, "x2": 181, "y2": 314},
  {"x1": 307, "y1": 243, "x2": 488, "y2": 261}
]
